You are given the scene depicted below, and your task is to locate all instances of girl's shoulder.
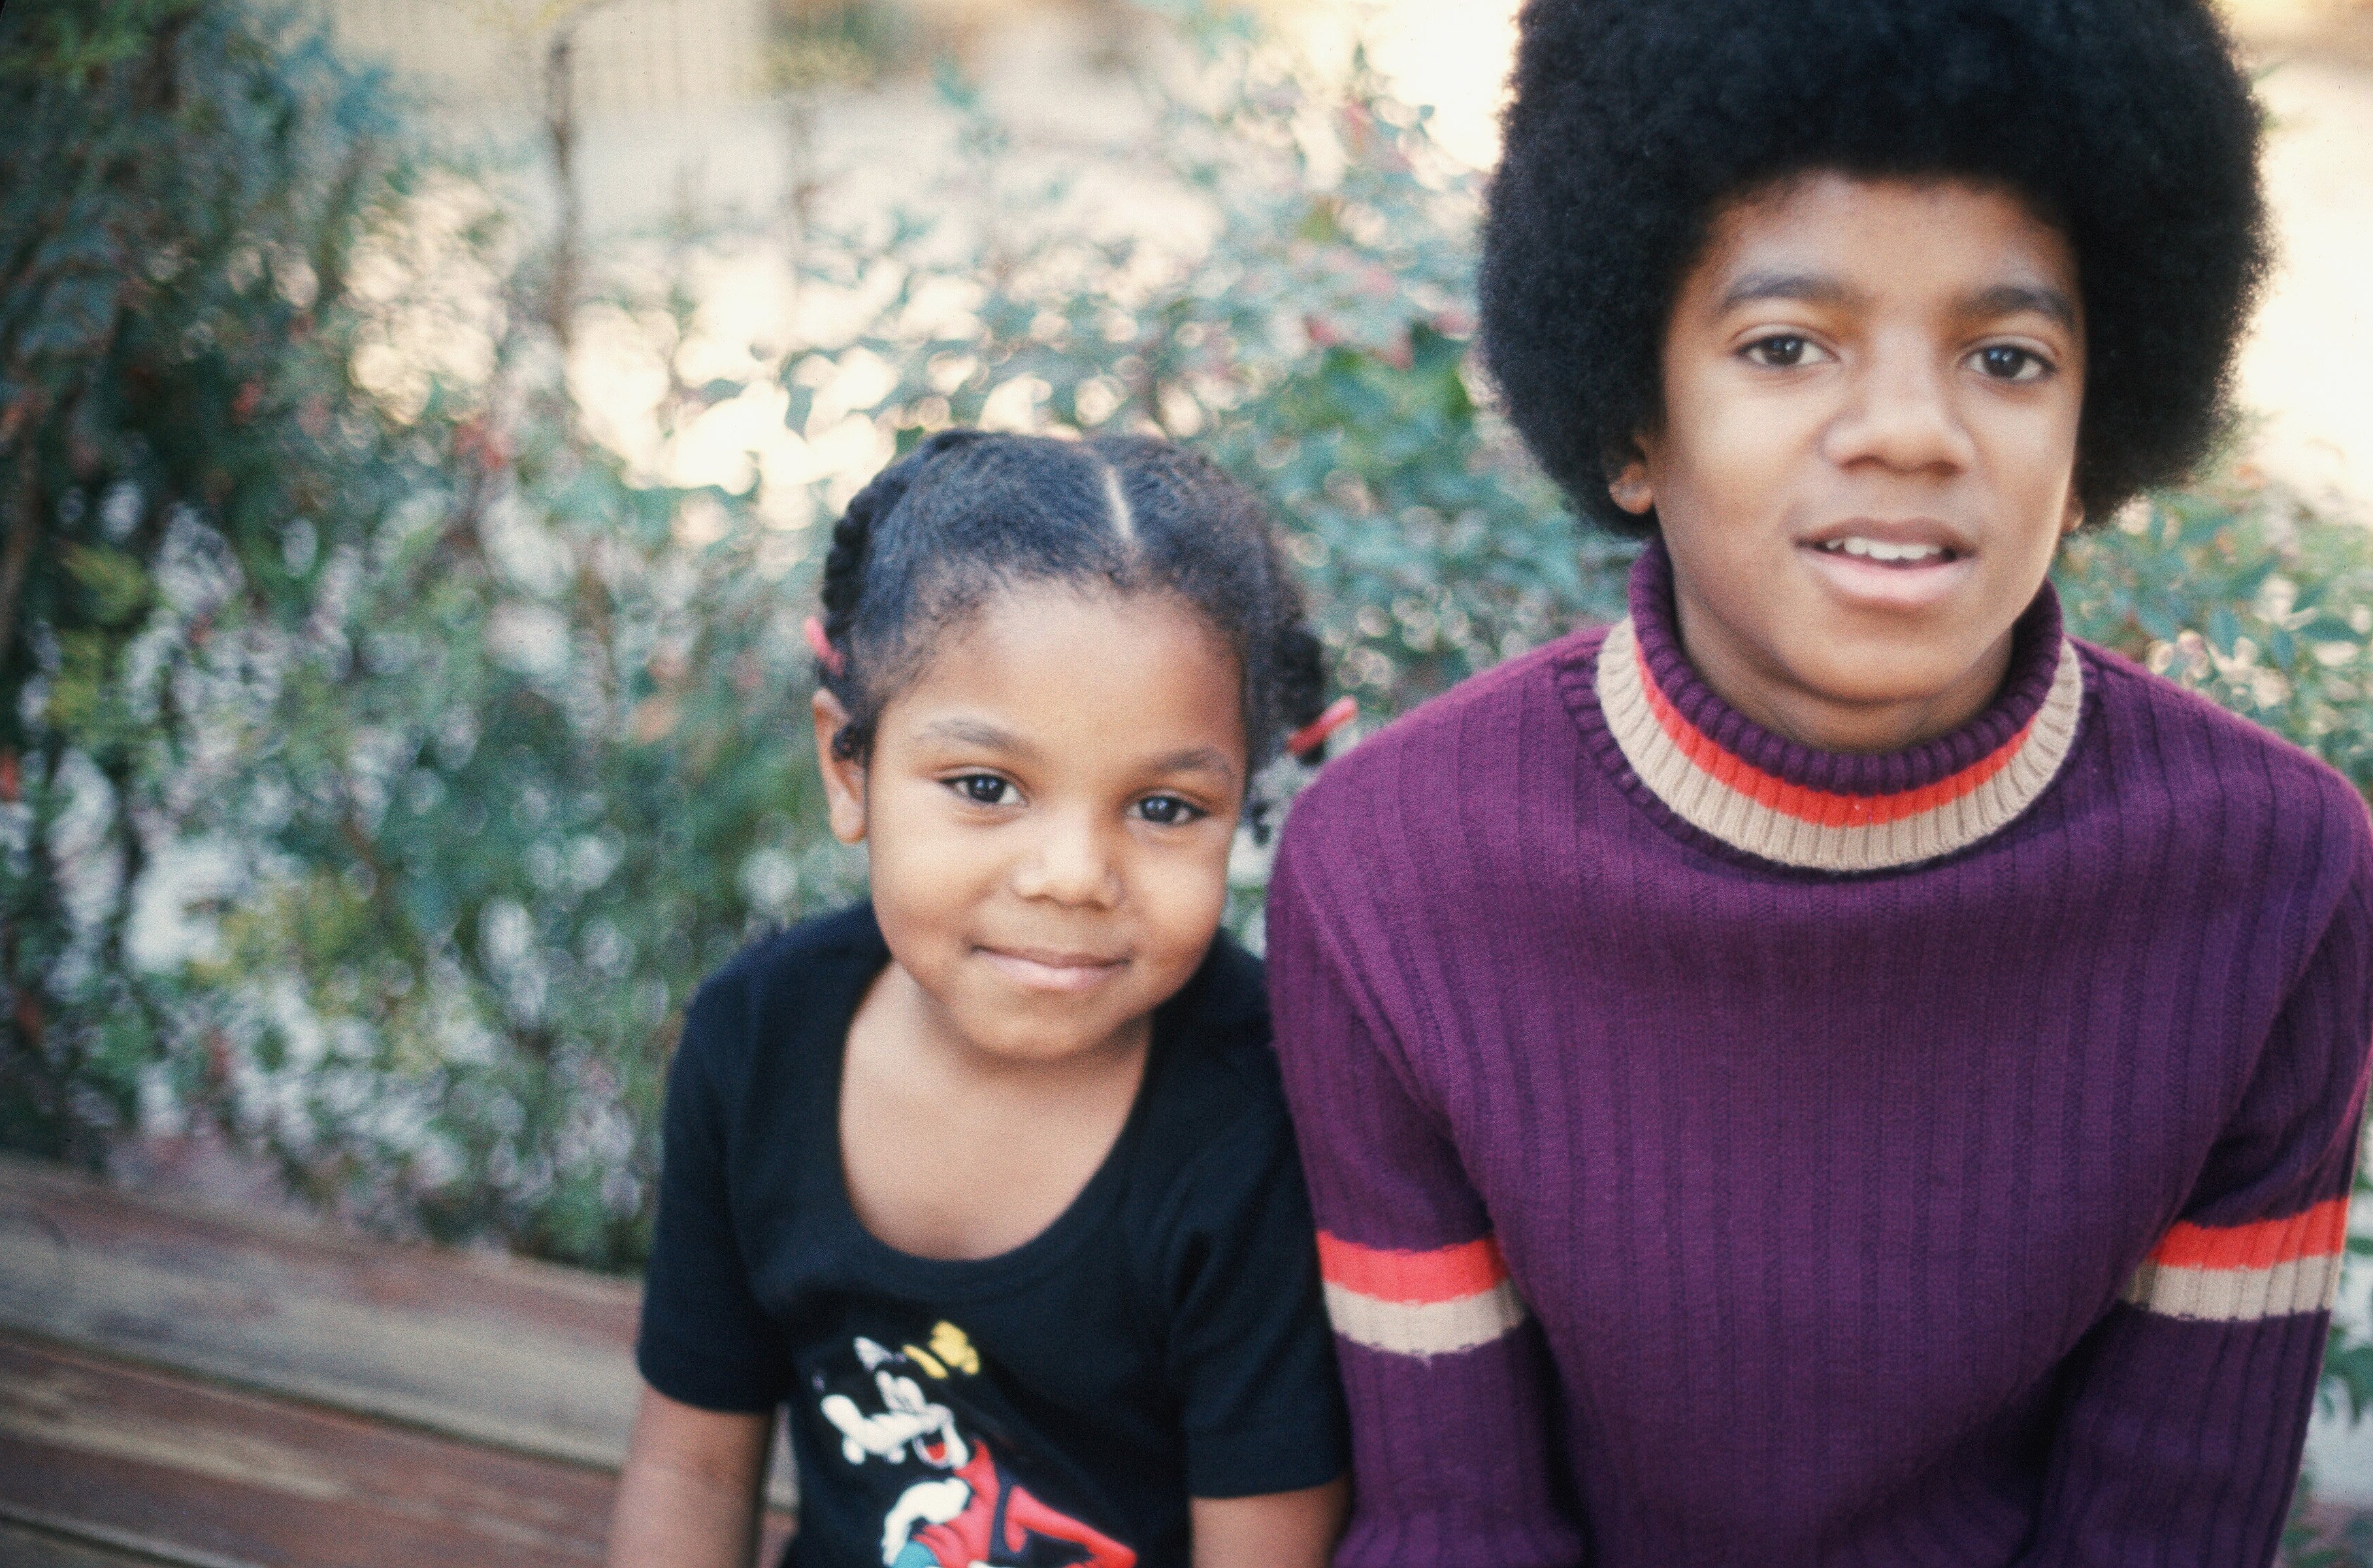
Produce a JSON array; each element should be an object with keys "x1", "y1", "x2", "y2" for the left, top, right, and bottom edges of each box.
[
  {"x1": 1123, "y1": 932, "x2": 1305, "y2": 1218},
  {"x1": 1113, "y1": 937, "x2": 1276, "y2": 1162},
  {"x1": 676, "y1": 902, "x2": 887, "y2": 1087}
]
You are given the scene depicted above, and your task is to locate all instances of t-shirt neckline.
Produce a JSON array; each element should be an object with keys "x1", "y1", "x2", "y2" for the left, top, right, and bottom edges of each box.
[{"x1": 808, "y1": 907, "x2": 1167, "y2": 1299}]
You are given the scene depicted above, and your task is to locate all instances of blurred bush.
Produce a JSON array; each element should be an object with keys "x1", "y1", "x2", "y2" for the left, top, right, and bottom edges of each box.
[
  {"x1": 0, "y1": 0, "x2": 826, "y2": 1262},
  {"x1": 1, "y1": 0, "x2": 431, "y2": 1158},
  {"x1": 8, "y1": 0, "x2": 2373, "y2": 1543},
  {"x1": 3, "y1": 15, "x2": 2371, "y2": 1488}
]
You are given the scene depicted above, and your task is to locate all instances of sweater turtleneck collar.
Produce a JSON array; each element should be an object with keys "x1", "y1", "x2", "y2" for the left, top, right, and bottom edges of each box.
[{"x1": 1592, "y1": 539, "x2": 2086, "y2": 873}]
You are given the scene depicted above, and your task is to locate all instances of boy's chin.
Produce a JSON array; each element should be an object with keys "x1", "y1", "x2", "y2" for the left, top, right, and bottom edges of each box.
[{"x1": 1768, "y1": 635, "x2": 2016, "y2": 729}]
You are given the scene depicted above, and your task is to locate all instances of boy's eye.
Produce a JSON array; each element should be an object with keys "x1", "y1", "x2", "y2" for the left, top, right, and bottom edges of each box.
[
  {"x1": 1742, "y1": 334, "x2": 1825, "y2": 369},
  {"x1": 1134, "y1": 794, "x2": 1205, "y2": 827},
  {"x1": 1971, "y1": 344, "x2": 2050, "y2": 382},
  {"x1": 948, "y1": 774, "x2": 1016, "y2": 807}
]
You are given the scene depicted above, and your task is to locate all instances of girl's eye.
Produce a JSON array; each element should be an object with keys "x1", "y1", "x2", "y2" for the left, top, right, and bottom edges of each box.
[
  {"x1": 949, "y1": 774, "x2": 1015, "y2": 808},
  {"x1": 1743, "y1": 335, "x2": 1824, "y2": 369},
  {"x1": 1134, "y1": 794, "x2": 1206, "y2": 827},
  {"x1": 1972, "y1": 344, "x2": 2050, "y2": 382}
]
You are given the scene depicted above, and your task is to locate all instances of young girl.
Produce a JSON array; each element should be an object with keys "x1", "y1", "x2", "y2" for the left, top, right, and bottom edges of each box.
[
  {"x1": 1271, "y1": 0, "x2": 2372, "y2": 1563},
  {"x1": 612, "y1": 430, "x2": 1352, "y2": 1568}
]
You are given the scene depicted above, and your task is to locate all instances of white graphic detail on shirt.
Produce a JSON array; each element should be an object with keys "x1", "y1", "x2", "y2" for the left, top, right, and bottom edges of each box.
[{"x1": 819, "y1": 1337, "x2": 972, "y2": 1469}]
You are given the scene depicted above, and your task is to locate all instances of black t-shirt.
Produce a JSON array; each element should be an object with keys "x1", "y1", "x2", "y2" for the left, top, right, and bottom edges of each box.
[{"x1": 636, "y1": 904, "x2": 1349, "y2": 1568}]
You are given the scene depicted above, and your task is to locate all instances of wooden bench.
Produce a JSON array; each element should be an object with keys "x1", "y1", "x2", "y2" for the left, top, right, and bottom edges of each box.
[
  {"x1": 12, "y1": 1149, "x2": 2373, "y2": 1565},
  {"x1": 0, "y1": 1153, "x2": 794, "y2": 1567}
]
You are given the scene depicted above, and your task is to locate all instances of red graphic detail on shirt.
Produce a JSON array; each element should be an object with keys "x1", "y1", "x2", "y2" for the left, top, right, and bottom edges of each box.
[{"x1": 904, "y1": 1441, "x2": 1136, "y2": 1568}]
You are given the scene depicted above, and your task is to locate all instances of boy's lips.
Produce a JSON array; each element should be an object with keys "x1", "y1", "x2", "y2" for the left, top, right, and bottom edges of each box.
[
  {"x1": 1795, "y1": 519, "x2": 1976, "y2": 612},
  {"x1": 976, "y1": 945, "x2": 1130, "y2": 993}
]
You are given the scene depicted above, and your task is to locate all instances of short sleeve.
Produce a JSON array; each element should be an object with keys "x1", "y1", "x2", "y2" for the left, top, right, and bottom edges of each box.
[
  {"x1": 634, "y1": 979, "x2": 796, "y2": 1413},
  {"x1": 1156, "y1": 1099, "x2": 1352, "y2": 1499}
]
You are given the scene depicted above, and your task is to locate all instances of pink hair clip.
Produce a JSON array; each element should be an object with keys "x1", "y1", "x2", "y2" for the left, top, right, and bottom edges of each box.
[
  {"x1": 1287, "y1": 695, "x2": 1358, "y2": 759},
  {"x1": 804, "y1": 615, "x2": 845, "y2": 678}
]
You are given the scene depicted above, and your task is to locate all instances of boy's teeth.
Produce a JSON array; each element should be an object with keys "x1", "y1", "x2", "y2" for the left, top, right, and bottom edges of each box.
[{"x1": 1824, "y1": 537, "x2": 1944, "y2": 563}]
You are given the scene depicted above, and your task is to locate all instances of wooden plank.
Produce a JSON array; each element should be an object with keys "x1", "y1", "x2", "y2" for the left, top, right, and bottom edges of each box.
[
  {"x1": 0, "y1": 1154, "x2": 796, "y2": 1509},
  {"x1": 0, "y1": 1334, "x2": 796, "y2": 1568},
  {"x1": 0, "y1": 1152, "x2": 638, "y2": 1469},
  {"x1": 0, "y1": 1332, "x2": 612, "y2": 1565},
  {"x1": 0, "y1": 1518, "x2": 167, "y2": 1568}
]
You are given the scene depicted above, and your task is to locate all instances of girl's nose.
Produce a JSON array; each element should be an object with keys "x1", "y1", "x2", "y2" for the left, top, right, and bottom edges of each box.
[
  {"x1": 1011, "y1": 813, "x2": 1122, "y2": 908},
  {"x1": 1820, "y1": 337, "x2": 1978, "y2": 476}
]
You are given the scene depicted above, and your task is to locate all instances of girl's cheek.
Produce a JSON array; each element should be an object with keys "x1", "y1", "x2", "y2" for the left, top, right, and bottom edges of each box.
[{"x1": 1136, "y1": 839, "x2": 1233, "y2": 934}]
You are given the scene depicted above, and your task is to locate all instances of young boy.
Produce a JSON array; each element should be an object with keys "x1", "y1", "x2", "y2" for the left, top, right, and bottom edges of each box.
[{"x1": 1268, "y1": 1, "x2": 2373, "y2": 1563}]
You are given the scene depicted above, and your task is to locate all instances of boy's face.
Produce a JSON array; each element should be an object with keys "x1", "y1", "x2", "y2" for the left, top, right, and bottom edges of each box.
[{"x1": 1615, "y1": 174, "x2": 2086, "y2": 753}]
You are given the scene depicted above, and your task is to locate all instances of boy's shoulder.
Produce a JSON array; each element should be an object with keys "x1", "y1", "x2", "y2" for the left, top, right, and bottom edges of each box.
[
  {"x1": 1284, "y1": 623, "x2": 1605, "y2": 849},
  {"x1": 2074, "y1": 636, "x2": 2372, "y2": 854}
]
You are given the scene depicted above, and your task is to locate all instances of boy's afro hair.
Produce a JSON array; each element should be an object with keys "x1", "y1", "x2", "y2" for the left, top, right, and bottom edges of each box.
[{"x1": 1479, "y1": 0, "x2": 2268, "y2": 534}]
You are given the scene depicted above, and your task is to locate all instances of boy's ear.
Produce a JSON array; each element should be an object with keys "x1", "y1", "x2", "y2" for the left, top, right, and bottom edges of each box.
[
  {"x1": 1608, "y1": 446, "x2": 1656, "y2": 517},
  {"x1": 2059, "y1": 487, "x2": 2085, "y2": 536},
  {"x1": 812, "y1": 689, "x2": 868, "y2": 845}
]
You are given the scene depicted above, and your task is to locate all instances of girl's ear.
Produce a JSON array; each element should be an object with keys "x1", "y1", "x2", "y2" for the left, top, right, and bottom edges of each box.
[
  {"x1": 2059, "y1": 488, "x2": 2086, "y2": 536},
  {"x1": 812, "y1": 689, "x2": 868, "y2": 844}
]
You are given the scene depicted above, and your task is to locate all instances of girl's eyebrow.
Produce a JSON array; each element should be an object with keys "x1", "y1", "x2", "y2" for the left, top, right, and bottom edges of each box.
[
  {"x1": 917, "y1": 716, "x2": 1032, "y2": 753},
  {"x1": 911, "y1": 721, "x2": 1235, "y2": 783},
  {"x1": 1145, "y1": 745, "x2": 1238, "y2": 784}
]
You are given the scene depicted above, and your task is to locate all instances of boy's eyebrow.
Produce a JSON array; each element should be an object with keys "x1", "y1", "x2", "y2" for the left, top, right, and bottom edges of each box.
[
  {"x1": 1716, "y1": 270, "x2": 2078, "y2": 333},
  {"x1": 1715, "y1": 269, "x2": 1861, "y2": 314},
  {"x1": 1960, "y1": 282, "x2": 2079, "y2": 331}
]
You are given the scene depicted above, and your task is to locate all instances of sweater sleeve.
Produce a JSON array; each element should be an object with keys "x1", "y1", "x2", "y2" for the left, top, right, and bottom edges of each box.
[
  {"x1": 1266, "y1": 830, "x2": 1588, "y2": 1568},
  {"x1": 2020, "y1": 833, "x2": 2373, "y2": 1567}
]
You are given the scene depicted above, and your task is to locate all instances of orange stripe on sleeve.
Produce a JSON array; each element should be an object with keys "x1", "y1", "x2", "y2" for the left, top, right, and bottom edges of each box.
[
  {"x1": 1317, "y1": 1232, "x2": 1511, "y2": 1306},
  {"x1": 2145, "y1": 1198, "x2": 2349, "y2": 1272}
]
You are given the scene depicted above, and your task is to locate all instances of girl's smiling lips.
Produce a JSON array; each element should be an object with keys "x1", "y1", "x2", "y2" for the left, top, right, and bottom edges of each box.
[
  {"x1": 1796, "y1": 517, "x2": 1977, "y2": 612},
  {"x1": 977, "y1": 944, "x2": 1132, "y2": 993}
]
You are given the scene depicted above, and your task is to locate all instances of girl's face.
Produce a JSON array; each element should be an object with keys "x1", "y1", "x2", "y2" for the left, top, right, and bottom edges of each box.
[
  {"x1": 815, "y1": 584, "x2": 1246, "y2": 1068},
  {"x1": 1614, "y1": 173, "x2": 2086, "y2": 753}
]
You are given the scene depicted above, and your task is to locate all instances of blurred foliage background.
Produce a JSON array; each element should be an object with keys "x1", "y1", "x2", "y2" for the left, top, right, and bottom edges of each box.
[{"x1": 5, "y1": 0, "x2": 2373, "y2": 1543}]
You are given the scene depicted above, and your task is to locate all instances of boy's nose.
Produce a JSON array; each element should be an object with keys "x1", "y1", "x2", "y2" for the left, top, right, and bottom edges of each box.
[
  {"x1": 1011, "y1": 813, "x2": 1122, "y2": 908},
  {"x1": 1821, "y1": 340, "x2": 1977, "y2": 476}
]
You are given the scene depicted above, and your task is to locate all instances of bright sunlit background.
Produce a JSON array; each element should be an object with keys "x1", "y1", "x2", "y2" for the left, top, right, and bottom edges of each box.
[{"x1": 306, "y1": 0, "x2": 2373, "y2": 516}]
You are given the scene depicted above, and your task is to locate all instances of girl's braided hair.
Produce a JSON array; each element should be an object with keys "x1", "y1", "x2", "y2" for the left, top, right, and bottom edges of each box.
[{"x1": 813, "y1": 430, "x2": 1332, "y2": 784}]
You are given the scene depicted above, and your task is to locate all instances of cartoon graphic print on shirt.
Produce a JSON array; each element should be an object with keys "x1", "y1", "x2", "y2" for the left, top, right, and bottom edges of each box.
[{"x1": 813, "y1": 1323, "x2": 1137, "y2": 1568}]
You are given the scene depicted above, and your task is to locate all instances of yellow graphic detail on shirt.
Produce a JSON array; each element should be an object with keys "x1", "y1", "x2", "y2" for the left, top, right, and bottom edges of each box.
[
  {"x1": 899, "y1": 1323, "x2": 979, "y2": 1380},
  {"x1": 930, "y1": 1321, "x2": 980, "y2": 1375}
]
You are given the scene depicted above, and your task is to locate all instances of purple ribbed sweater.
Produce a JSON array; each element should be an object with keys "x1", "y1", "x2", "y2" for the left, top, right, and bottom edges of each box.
[{"x1": 1268, "y1": 542, "x2": 2373, "y2": 1567}]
